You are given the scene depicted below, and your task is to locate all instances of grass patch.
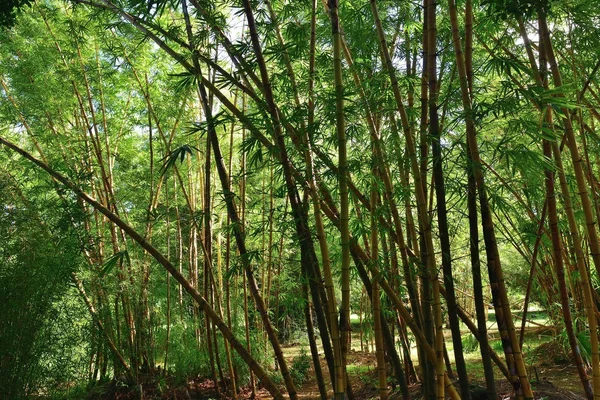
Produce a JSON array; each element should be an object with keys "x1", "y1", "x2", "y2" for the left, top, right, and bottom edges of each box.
[
  {"x1": 347, "y1": 364, "x2": 371, "y2": 375},
  {"x1": 461, "y1": 331, "x2": 555, "y2": 383}
]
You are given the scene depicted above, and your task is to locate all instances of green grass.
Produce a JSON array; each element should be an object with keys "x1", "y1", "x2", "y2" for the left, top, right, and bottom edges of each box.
[{"x1": 347, "y1": 364, "x2": 372, "y2": 375}]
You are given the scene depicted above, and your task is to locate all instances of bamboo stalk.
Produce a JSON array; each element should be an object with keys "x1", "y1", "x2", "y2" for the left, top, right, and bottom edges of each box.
[{"x1": 0, "y1": 136, "x2": 285, "y2": 400}]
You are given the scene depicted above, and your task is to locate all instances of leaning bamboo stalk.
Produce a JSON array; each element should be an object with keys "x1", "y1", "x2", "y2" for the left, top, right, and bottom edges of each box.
[
  {"x1": 538, "y1": 13, "x2": 600, "y2": 398},
  {"x1": 371, "y1": 168, "x2": 388, "y2": 400},
  {"x1": 301, "y1": 264, "x2": 329, "y2": 400},
  {"x1": 240, "y1": 1, "x2": 341, "y2": 398},
  {"x1": 0, "y1": 136, "x2": 284, "y2": 400},
  {"x1": 447, "y1": 0, "x2": 532, "y2": 397},
  {"x1": 350, "y1": 245, "x2": 461, "y2": 400},
  {"x1": 240, "y1": 91, "x2": 256, "y2": 399},
  {"x1": 438, "y1": 286, "x2": 510, "y2": 381},
  {"x1": 538, "y1": 13, "x2": 600, "y2": 282},
  {"x1": 327, "y1": 2, "x2": 351, "y2": 397},
  {"x1": 551, "y1": 137, "x2": 600, "y2": 398},
  {"x1": 186, "y1": 11, "x2": 298, "y2": 398},
  {"x1": 320, "y1": 202, "x2": 460, "y2": 399},
  {"x1": 426, "y1": 0, "x2": 470, "y2": 396},
  {"x1": 543, "y1": 133, "x2": 593, "y2": 399},
  {"x1": 305, "y1": 0, "x2": 341, "y2": 390},
  {"x1": 518, "y1": 201, "x2": 548, "y2": 347},
  {"x1": 164, "y1": 178, "x2": 172, "y2": 372},
  {"x1": 369, "y1": 0, "x2": 445, "y2": 396},
  {"x1": 72, "y1": 273, "x2": 132, "y2": 379},
  {"x1": 223, "y1": 95, "x2": 238, "y2": 398}
]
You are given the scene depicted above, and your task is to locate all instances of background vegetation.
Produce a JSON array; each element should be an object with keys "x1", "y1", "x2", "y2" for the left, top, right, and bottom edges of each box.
[{"x1": 1, "y1": 0, "x2": 600, "y2": 399}]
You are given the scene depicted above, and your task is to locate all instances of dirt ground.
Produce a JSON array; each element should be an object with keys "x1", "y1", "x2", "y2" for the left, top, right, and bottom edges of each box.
[
  {"x1": 96, "y1": 340, "x2": 588, "y2": 399},
  {"x1": 163, "y1": 348, "x2": 587, "y2": 400},
  {"x1": 285, "y1": 348, "x2": 587, "y2": 400}
]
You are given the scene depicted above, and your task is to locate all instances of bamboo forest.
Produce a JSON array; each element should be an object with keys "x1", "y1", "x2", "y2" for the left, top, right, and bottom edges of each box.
[{"x1": 3, "y1": 0, "x2": 600, "y2": 398}]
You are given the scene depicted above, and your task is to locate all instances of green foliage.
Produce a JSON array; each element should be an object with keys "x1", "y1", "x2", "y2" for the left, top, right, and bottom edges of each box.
[
  {"x1": 2, "y1": 0, "x2": 600, "y2": 396},
  {"x1": 290, "y1": 348, "x2": 311, "y2": 386},
  {"x1": 0, "y1": 0, "x2": 31, "y2": 28},
  {"x1": 490, "y1": 339, "x2": 505, "y2": 354},
  {"x1": 556, "y1": 326, "x2": 592, "y2": 364},
  {"x1": 168, "y1": 326, "x2": 213, "y2": 381},
  {"x1": 482, "y1": 0, "x2": 551, "y2": 19},
  {"x1": 0, "y1": 173, "x2": 85, "y2": 398},
  {"x1": 576, "y1": 330, "x2": 592, "y2": 364},
  {"x1": 100, "y1": 250, "x2": 130, "y2": 278},
  {"x1": 462, "y1": 333, "x2": 480, "y2": 354},
  {"x1": 160, "y1": 144, "x2": 201, "y2": 176}
]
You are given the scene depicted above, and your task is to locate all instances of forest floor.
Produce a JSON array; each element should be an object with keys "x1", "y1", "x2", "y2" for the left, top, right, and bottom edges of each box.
[
  {"x1": 264, "y1": 310, "x2": 587, "y2": 400},
  {"x1": 273, "y1": 331, "x2": 587, "y2": 400},
  {"x1": 149, "y1": 335, "x2": 586, "y2": 400},
  {"x1": 96, "y1": 341, "x2": 587, "y2": 400},
  {"x1": 282, "y1": 340, "x2": 587, "y2": 400},
  {"x1": 95, "y1": 312, "x2": 589, "y2": 399}
]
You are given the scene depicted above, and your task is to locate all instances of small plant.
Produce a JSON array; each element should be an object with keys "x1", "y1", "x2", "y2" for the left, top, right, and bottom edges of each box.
[
  {"x1": 462, "y1": 333, "x2": 479, "y2": 353},
  {"x1": 290, "y1": 348, "x2": 311, "y2": 386},
  {"x1": 576, "y1": 330, "x2": 592, "y2": 363},
  {"x1": 556, "y1": 327, "x2": 591, "y2": 364},
  {"x1": 268, "y1": 369, "x2": 284, "y2": 385},
  {"x1": 358, "y1": 373, "x2": 374, "y2": 387},
  {"x1": 491, "y1": 339, "x2": 505, "y2": 353}
]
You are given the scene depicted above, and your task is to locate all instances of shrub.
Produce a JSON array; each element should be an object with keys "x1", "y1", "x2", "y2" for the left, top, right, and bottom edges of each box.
[
  {"x1": 290, "y1": 348, "x2": 311, "y2": 386},
  {"x1": 462, "y1": 333, "x2": 479, "y2": 353}
]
